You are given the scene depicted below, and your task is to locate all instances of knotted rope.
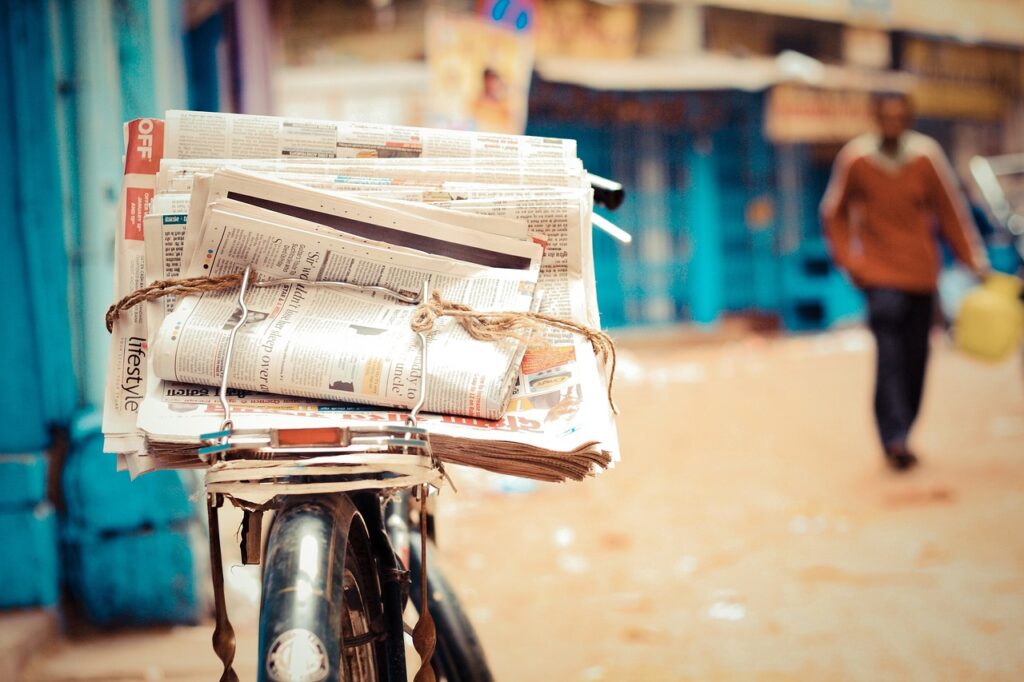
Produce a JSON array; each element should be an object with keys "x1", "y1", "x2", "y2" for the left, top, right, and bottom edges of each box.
[
  {"x1": 411, "y1": 290, "x2": 618, "y2": 412},
  {"x1": 105, "y1": 273, "x2": 247, "y2": 332},
  {"x1": 106, "y1": 274, "x2": 618, "y2": 412}
]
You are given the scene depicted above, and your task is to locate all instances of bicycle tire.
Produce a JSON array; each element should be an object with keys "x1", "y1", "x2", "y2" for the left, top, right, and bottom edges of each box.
[
  {"x1": 259, "y1": 495, "x2": 386, "y2": 682},
  {"x1": 409, "y1": 531, "x2": 495, "y2": 682}
]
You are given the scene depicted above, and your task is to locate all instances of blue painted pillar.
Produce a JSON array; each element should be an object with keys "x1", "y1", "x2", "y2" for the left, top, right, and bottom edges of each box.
[
  {"x1": 776, "y1": 143, "x2": 805, "y2": 256},
  {"x1": 72, "y1": 0, "x2": 125, "y2": 406},
  {"x1": 637, "y1": 125, "x2": 673, "y2": 324},
  {"x1": 148, "y1": 0, "x2": 188, "y2": 114},
  {"x1": 0, "y1": 11, "x2": 47, "y2": 451},
  {"x1": 117, "y1": 0, "x2": 159, "y2": 121},
  {"x1": 748, "y1": 99, "x2": 779, "y2": 312},
  {"x1": 116, "y1": 0, "x2": 187, "y2": 121},
  {"x1": 60, "y1": 3, "x2": 203, "y2": 628},
  {"x1": 688, "y1": 136, "x2": 723, "y2": 326},
  {"x1": 185, "y1": 10, "x2": 225, "y2": 112},
  {"x1": 0, "y1": 0, "x2": 77, "y2": 448}
]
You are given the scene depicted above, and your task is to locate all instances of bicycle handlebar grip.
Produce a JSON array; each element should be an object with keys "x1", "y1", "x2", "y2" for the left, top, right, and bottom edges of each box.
[{"x1": 589, "y1": 173, "x2": 625, "y2": 211}]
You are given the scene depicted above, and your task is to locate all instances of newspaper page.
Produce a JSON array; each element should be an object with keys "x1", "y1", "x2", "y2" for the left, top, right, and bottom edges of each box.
[
  {"x1": 103, "y1": 117, "x2": 165, "y2": 450},
  {"x1": 182, "y1": 170, "x2": 593, "y2": 328},
  {"x1": 163, "y1": 110, "x2": 576, "y2": 161},
  {"x1": 143, "y1": 212, "x2": 187, "y2": 322},
  {"x1": 135, "y1": 330, "x2": 616, "y2": 481},
  {"x1": 158, "y1": 161, "x2": 584, "y2": 196},
  {"x1": 152, "y1": 204, "x2": 541, "y2": 418},
  {"x1": 432, "y1": 190, "x2": 597, "y2": 326},
  {"x1": 157, "y1": 156, "x2": 585, "y2": 194},
  {"x1": 216, "y1": 175, "x2": 597, "y2": 344},
  {"x1": 182, "y1": 169, "x2": 538, "y2": 272}
]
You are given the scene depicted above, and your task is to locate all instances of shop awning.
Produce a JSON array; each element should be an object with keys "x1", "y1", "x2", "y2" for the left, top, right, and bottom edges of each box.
[{"x1": 534, "y1": 51, "x2": 917, "y2": 94}]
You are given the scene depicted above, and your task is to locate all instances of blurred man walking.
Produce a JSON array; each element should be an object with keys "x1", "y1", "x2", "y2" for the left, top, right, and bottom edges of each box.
[{"x1": 821, "y1": 92, "x2": 989, "y2": 471}]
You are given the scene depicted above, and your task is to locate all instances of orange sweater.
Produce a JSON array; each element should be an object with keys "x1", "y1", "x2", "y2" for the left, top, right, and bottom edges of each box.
[{"x1": 820, "y1": 131, "x2": 989, "y2": 293}]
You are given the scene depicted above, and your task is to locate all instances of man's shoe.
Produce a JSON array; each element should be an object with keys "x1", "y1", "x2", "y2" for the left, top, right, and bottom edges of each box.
[{"x1": 884, "y1": 444, "x2": 919, "y2": 472}]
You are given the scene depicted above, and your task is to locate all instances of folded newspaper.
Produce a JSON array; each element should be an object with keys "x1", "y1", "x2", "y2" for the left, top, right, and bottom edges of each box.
[{"x1": 104, "y1": 111, "x2": 619, "y2": 482}]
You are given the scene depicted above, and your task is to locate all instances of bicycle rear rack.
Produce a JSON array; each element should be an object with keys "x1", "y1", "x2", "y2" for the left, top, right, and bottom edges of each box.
[{"x1": 196, "y1": 267, "x2": 447, "y2": 681}]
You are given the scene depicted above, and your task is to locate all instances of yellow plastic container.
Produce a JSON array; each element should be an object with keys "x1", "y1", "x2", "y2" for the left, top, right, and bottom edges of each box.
[{"x1": 954, "y1": 273, "x2": 1024, "y2": 362}]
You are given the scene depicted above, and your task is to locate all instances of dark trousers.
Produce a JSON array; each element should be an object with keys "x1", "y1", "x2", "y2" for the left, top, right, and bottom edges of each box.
[{"x1": 864, "y1": 288, "x2": 935, "y2": 449}]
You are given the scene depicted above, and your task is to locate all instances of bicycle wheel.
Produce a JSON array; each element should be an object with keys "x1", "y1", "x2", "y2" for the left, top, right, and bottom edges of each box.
[
  {"x1": 259, "y1": 495, "x2": 386, "y2": 682},
  {"x1": 409, "y1": 531, "x2": 495, "y2": 682}
]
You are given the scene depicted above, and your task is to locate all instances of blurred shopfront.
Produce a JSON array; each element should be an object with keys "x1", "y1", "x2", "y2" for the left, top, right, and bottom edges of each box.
[{"x1": 518, "y1": 0, "x2": 1024, "y2": 330}]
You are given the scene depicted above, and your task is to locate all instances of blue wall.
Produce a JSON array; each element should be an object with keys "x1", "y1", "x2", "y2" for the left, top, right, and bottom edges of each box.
[
  {"x1": 527, "y1": 85, "x2": 865, "y2": 332},
  {"x1": 0, "y1": 0, "x2": 203, "y2": 622},
  {"x1": 0, "y1": 0, "x2": 77, "y2": 452}
]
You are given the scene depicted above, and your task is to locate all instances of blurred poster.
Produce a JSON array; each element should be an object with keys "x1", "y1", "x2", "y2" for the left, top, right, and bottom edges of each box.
[
  {"x1": 765, "y1": 84, "x2": 874, "y2": 144},
  {"x1": 426, "y1": 12, "x2": 534, "y2": 134}
]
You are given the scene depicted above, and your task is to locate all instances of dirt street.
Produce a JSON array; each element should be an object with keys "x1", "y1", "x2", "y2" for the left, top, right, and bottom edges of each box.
[{"x1": 21, "y1": 328, "x2": 1024, "y2": 681}]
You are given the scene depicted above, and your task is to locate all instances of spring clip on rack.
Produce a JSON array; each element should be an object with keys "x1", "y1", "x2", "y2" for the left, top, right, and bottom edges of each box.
[{"x1": 202, "y1": 267, "x2": 447, "y2": 682}]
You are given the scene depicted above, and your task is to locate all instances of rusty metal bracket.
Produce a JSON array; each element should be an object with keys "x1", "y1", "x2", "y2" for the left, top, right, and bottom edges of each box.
[
  {"x1": 240, "y1": 509, "x2": 264, "y2": 566},
  {"x1": 207, "y1": 493, "x2": 239, "y2": 682},
  {"x1": 412, "y1": 484, "x2": 437, "y2": 682}
]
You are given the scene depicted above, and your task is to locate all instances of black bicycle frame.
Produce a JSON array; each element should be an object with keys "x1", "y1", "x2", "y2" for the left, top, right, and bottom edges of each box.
[
  {"x1": 259, "y1": 498, "x2": 351, "y2": 676},
  {"x1": 259, "y1": 492, "x2": 409, "y2": 682},
  {"x1": 355, "y1": 492, "x2": 410, "y2": 680}
]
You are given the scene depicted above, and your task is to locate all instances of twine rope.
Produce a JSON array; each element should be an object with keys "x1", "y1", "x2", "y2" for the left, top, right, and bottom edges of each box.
[
  {"x1": 411, "y1": 290, "x2": 618, "y2": 412},
  {"x1": 105, "y1": 273, "x2": 247, "y2": 332},
  {"x1": 106, "y1": 274, "x2": 618, "y2": 412}
]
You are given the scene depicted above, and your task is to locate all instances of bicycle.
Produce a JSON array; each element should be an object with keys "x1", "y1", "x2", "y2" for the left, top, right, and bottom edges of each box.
[
  {"x1": 970, "y1": 153, "x2": 1024, "y2": 267},
  {"x1": 198, "y1": 176, "x2": 625, "y2": 682}
]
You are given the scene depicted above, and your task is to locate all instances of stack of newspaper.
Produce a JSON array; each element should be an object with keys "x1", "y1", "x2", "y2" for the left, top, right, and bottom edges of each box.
[{"x1": 104, "y1": 111, "x2": 619, "y2": 482}]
